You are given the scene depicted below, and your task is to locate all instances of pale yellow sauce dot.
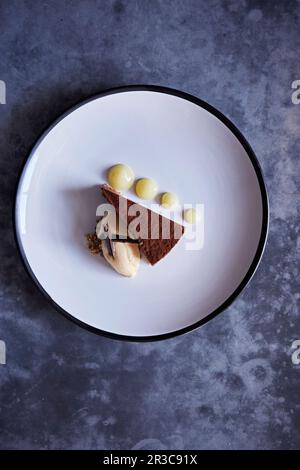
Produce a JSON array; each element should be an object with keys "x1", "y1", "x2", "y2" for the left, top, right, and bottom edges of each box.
[
  {"x1": 184, "y1": 208, "x2": 198, "y2": 224},
  {"x1": 135, "y1": 178, "x2": 158, "y2": 200},
  {"x1": 108, "y1": 164, "x2": 134, "y2": 190},
  {"x1": 161, "y1": 192, "x2": 179, "y2": 209}
]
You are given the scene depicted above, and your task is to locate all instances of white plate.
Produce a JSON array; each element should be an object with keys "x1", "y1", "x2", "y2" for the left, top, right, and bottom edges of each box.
[{"x1": 14, "y1": 86, "x2": 268, "y2": 340}]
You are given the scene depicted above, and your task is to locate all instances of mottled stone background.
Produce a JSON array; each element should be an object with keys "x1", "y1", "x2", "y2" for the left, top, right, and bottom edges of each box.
[{"x1": 0, "y1": 0, "x2": 299, "y2": 450}]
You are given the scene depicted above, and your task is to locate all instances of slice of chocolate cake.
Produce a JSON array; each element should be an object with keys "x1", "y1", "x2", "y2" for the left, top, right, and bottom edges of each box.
[{"x1": 101, "y1": 184, "x2": 184, "y2": 265}]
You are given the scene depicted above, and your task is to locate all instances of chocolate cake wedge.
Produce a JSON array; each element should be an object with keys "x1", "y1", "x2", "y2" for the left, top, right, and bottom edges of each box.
[{"x1": 101, "y1": 184, "x2": 184, "y2": 265}]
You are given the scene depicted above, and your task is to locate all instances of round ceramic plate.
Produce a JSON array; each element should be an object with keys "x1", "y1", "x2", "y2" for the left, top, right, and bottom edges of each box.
[{"x1": 14, "y1": 86, "x2": 268, "y2": 341}]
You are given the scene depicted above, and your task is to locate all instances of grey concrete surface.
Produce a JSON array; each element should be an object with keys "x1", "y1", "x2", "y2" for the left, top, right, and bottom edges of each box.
[{"x1": 0, "y1": 0, "x2": 299, "y2": 450}]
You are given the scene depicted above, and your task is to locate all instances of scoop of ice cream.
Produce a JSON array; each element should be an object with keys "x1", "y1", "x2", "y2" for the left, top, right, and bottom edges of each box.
[
  {"x1": 96, "y1": 210, "x2": 140, "y2": 277},
  {"x1": 101, "y1": 238, "x2": 140, "y2": 277}
]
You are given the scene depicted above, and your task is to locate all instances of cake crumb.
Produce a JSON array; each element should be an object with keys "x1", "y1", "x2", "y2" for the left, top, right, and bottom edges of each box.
[{"x1": 86, "y1": 233, "x2": 102, "y2": 255}]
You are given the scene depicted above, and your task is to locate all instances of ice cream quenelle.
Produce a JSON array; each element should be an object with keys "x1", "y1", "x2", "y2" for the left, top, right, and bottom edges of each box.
[{"x1": 96, "y1": 209, "x2": 140, "y2": 277}]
